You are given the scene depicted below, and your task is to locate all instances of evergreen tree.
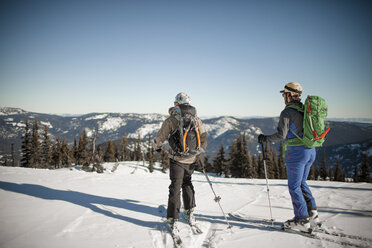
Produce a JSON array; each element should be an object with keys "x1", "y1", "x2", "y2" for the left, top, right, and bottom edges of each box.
[
  {"x1": 147, "y1": 134, "x2": 154, "y2": 173},
  {"x1": 41, "y1": 125, "x2": 52, "y2": 168},
  {"x1": 213, "y1": 143, "x2": 226, "y2": 176},
  {"x1": 278, "y1": 142, "x2": 286, "y2": 179},
  {"x1": 263, "y1": 142, "x2": 273, "y2": 179},
  {"x1": 314, "y1": 165, "x2": 320, "y2": 180},
  {"x1": 91, "y1": 132, "x2": 97, "y2": 164},
  {"x1": 104, "y1": 140, "x2": 116, "y2": 162},
  {"x1": 3, "y1": 155, "x2": 8, "y2": 166},
  {"x1": 229, "y1": 135, "x2": 243, "y2": 177},
  {"x1": 160, "y1": 149, "x2": 169, "y2": 173},
  {"x1": 360, "y1": 149, "x2": 370, "y2": 183},
  {"x1": 91, "y1": 132, "x2": 103, "y2": 173},
  {"x1": 61, "y1": 137, "x2": 71, "y2": 167},
  {"x1": 320, "y1": 148, "x2": 328, "y2": 180},
  {"x1": 308, "y1": 165, "x2": 316, "y2": 180},
  {"x1": 52, "y1": 137, "x2": 62, "y2": 168},
  {"x1": 30, "y1": 120, "x2": 41, "y2": 168},
  {"x1": 134, "y1": 134, "x2": 142, "y2": 161},
  {"x1": 114, "y1": 146, "x2": 120, "y2": 162},
  {"x1": 251, "y1": 155, "x2": 258, "y2": 178},
  {"x1": 97, "y1": 146, "x2": 103, "y2": 162},
  {"x1": 353, "y1": 164, "x2": 359, "y2": 183},
  {"x1": 121, "y1": 132, "x2": 129, "y2": 161},
  {"x1": 203, "y1": 154, "x2": 213, "y2": 172},
  {"x1": 272, "y1": 148, "x2": 280, "y2": 179},
  {"x1": 11, "y1": 143, "x2": 15, "y2": 167},
  {"x1": 333, "y1": 157, "x2": 344, "y2": 182},
  {"x1": 241, "y1": 133, "x2": 252, "y2": 178},
  {"x1": 21, "y1": 119, "x2": 32, "y2": 167},
  {"x1": 71, "y1": 136, "x2": 78, "y2": 165},
  {"x1": 328, "y1": 167, "x2": 334, "y2": 181},
  {"x1": 257, "y1": 154, "x2": 265, "y2": 179},
  {"x1": 78, "y1": 129, "x2": 89, "y2": 167}
]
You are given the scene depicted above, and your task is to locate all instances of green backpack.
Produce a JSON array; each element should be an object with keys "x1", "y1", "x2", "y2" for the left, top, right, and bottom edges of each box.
[{"x1": 286, "y1": 95, "x2": 330, "y2": 148}]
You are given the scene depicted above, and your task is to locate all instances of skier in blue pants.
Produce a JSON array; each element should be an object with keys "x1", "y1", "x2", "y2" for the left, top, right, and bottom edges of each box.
[
  {"x1": 286, "y1": 145, "x2": 316, "y2": 219},
  {"x1": 258, "y1": 82, "x2": 320, "y2": 233}
]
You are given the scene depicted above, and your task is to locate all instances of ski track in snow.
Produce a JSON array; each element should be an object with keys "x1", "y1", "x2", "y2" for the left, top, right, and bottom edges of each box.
[
  {"x1": 1, "y1": 163, "x2": 372, "y2": 248},
  {"x1": 57, "y1": 209, "x2": 93, "y2": 235}
]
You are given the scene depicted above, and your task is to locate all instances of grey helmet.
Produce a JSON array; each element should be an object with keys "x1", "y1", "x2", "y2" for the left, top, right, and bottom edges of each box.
[{"x1": 174, "y1": 92, "x2": 191, "y2": 104}]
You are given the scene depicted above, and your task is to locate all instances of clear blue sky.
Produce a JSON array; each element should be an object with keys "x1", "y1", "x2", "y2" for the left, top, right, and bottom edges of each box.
[{"x1": 0, "y1": 0, "x2": 371, "y2": 118}]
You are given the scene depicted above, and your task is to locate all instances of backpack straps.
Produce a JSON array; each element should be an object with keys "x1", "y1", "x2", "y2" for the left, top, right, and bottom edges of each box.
[{"x1": 182, "y1": 116, "x2": 201, "y2": 153}]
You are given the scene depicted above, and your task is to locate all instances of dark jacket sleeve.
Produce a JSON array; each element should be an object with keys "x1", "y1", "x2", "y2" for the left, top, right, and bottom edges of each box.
[
  {"x1": 154, "y1": 116, "x2": 177, "y2": 150},
  {"x1": 266, "y1": 106, "x2": 304, "y2": 143},
  {"x1": 265, "y1": 109, "x2": 290, "y2": 143}
]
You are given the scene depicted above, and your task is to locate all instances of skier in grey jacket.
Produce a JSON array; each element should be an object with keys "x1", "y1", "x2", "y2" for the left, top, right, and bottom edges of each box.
[{"x1": 154, "y1": 92, "x2": 208, "y2": 232}]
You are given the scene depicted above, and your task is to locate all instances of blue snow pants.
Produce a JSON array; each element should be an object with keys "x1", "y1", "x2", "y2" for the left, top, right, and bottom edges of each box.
[{"x1": 285, "y1": 145, "x2": 316, "y2": 219}]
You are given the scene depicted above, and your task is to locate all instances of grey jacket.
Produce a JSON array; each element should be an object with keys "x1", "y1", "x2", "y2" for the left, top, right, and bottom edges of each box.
[{"x1": 266, "y1": 101, "x2": 304, "y2": 143}]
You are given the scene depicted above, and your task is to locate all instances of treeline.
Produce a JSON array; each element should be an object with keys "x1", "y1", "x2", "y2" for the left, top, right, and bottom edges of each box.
[
  {"x1": 16, "y1": 119, "x2": 157, "y2": 173},
  {"x1": 201, "y1": 133, "x2": 370, "y2": 182},
  {"x1": 2, "y1": 120, "x2": 370, "y2": 182}
]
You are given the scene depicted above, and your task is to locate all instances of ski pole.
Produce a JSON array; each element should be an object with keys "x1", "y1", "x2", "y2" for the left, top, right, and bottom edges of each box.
[
  {"x1": 260, "y1": 142, "x2": 274, "y2": 225},
  {"x1": 198, "y1": 157, "x2": 232, "y2": 229}
]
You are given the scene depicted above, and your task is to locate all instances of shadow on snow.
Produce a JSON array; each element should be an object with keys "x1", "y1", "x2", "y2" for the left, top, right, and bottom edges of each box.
[{"x1": 0, "y1": 181, "x2": 160, "y2": 229}]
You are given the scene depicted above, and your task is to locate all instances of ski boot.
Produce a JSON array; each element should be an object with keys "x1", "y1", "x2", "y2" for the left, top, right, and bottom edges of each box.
[
  {"x1": 309, "y1": 209, "x2": 321, "y2": 228},
  {"x1": 167, "y1": 218, "x2": 180, "y2": 235},
  {"x1": 183, "y1": 208, "x2": 196, "y2": 225},
  {"x1": 184, "y1": 208, "x2": 203, "y2": 234},
  {"x1": 166, "y1": 218, "x2": 182, "y2": 246},
  {"x1": 282, "y1": 217, "x2": 312, "y2": 233}
]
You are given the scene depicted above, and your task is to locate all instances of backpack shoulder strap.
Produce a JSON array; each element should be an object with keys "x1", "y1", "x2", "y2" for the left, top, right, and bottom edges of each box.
[{"x1": 286, "y1": 103, "x2": 304, "y2": 113}]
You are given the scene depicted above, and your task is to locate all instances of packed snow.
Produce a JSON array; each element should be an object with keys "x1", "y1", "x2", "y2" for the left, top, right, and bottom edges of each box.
[{"x1": 1, "y1": 163, "x2": 372, "y2": 248}]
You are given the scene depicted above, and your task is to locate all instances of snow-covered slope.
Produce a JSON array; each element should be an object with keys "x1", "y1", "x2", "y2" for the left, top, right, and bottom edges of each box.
[{"x1": 1, "y1": 164, "x2": 371, "y2": 248}]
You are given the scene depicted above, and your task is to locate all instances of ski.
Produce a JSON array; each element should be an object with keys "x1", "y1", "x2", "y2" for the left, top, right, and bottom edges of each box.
[
  {"x1": 158, "y1": 205, "x2": 184, "y2": 248},
  {"x1": 228, "y1": 213, "x2": 281, "y2": 227},
  {"x1": 181, "y1": 212, "x2": 203, "y2": 234},
  {"x1": 189, "y1": 223, "x2": 203, "y2": 234},
  {"x1": 314, "y1": 226, "x2": 372, "y2": 242},
  {"x1": 165, "y1": 223, "x2": 183, "y2": 248},
  {"x1": 228, "y1": 213, "x2": 364, "y2": 248}
]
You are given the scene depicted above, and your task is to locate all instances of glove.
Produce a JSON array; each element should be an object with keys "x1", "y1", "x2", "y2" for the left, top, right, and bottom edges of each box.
[
  {"x1": 153, "y1": 140, "x2": 162, "y2": 153},
  {"x1": 258, "y1": 134, "x2": 267, "y2": 144}
]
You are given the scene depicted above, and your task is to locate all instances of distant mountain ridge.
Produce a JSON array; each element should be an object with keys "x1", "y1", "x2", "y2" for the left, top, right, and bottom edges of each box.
[{"x1": 1, "y1": 107, "x2": 371, "y2": 176}]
